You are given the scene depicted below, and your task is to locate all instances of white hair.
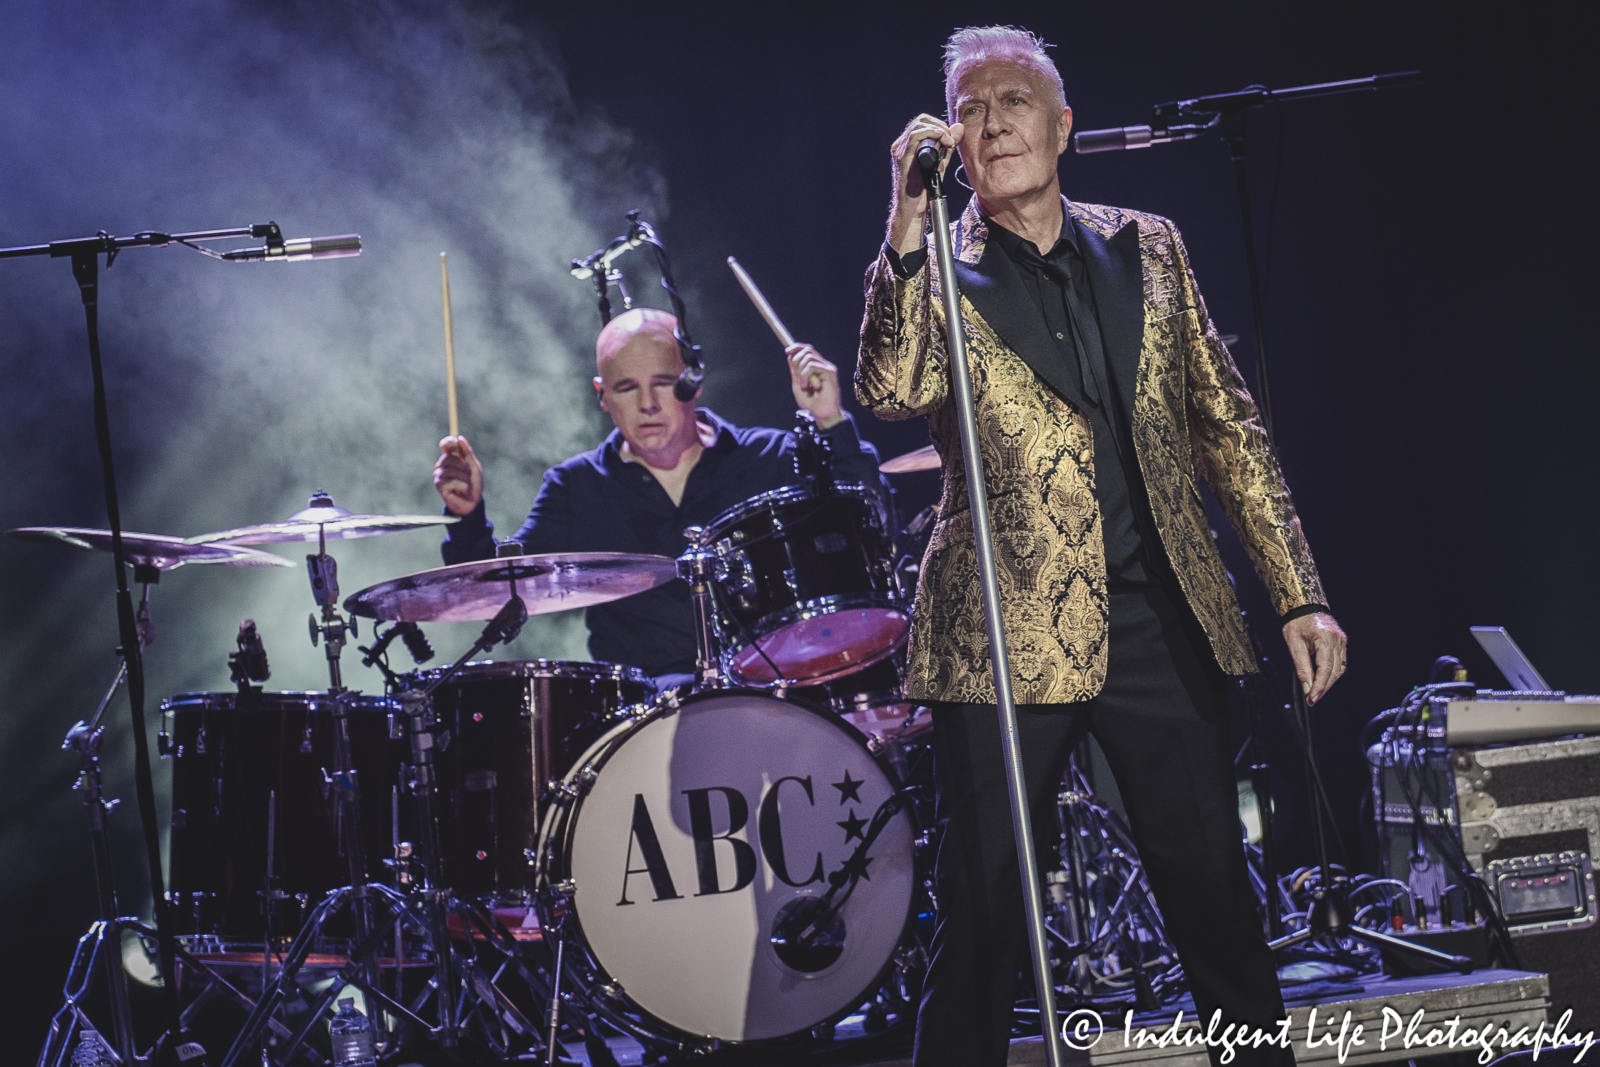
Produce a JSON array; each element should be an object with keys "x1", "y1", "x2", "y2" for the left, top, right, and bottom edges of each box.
[{"x1": 942, "y1": 25, "x2": 1066, "y2": 121}]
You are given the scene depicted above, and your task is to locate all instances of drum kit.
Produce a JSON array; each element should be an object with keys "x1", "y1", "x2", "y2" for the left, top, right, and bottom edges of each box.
[{"x1": 21, "y1": 442, "x2": 1182, "y2": 1066}]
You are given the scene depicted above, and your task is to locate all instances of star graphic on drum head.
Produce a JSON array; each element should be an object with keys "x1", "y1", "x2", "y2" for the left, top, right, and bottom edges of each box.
[
  {"x1": 832, "y1": 769, "x2": 864, "y2": 805},
  {"x1": 837, "y1": 808, "x2": 867, "y2": 842}
]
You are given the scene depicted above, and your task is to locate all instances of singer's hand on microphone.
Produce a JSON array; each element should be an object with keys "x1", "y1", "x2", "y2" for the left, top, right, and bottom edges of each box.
[
  {"x1": 887, "y1": 114, "x2": 964, "y2": 256},
  {"x1": 434, "y1": 435, "x2": 484, "y2": 516}
]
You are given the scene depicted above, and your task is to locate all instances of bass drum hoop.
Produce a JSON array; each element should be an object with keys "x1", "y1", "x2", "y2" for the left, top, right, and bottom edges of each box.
[{"x1": 536, "y1": 687, "x2": 917, "y2": 1051}]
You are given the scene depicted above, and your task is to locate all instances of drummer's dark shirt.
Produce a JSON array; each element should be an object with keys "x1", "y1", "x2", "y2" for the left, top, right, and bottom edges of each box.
[{"x1": 442, "y1": 408, "x2": 889, "y2": 677}]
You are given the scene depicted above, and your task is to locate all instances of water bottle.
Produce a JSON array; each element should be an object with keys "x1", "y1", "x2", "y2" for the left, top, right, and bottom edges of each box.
[
  {"x1": 328, "y1": 998, "x2": 377, "y2": 1067},
  {"x1": 70, "y1": 1031, "x2": 115, "y2": 1067}
]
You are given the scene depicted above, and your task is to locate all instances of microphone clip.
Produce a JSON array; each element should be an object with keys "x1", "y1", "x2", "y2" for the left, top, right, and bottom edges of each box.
[{"x1": 252, "y1": 222, "x2": 286, "y2": 254}]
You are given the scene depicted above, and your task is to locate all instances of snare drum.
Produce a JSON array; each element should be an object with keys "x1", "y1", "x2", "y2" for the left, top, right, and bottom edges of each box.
[
  {"x1": 162, "y1": 690, "x2": 401, "y2": 941},
  {"x1": 703, "y1": 484, "x2": 906, "y2": 686},
  {"x1": 405, "y1": 659, "x2": 653, "y2": 901},
  {"x1": 538, "y1": 688, "x2": 916, "y2": 1044}
]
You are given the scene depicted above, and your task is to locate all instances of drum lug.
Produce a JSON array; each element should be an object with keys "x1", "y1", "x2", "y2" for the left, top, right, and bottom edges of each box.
[
  {"x1": 552, "y1": 764, "x2": 599, "y2": 805},
  {"x1": 553, "y1": 878, "x2": 577, "y2": 898}
]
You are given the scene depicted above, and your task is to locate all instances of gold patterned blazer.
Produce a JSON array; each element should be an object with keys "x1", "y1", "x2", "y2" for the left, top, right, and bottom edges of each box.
[{"x1": 855, "y1": 197, "x2": 1325, "y2": 705}]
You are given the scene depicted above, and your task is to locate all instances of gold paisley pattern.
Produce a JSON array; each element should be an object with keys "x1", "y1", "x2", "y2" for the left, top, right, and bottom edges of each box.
[{"x1": 855, "y1": 199, "x2": 1325, "y2": 704}]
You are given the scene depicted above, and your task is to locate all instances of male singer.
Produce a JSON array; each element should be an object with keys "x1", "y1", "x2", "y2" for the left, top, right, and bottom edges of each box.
[{"x1": 856, "y1": 25, "x2": 1347, "y2": 1067}]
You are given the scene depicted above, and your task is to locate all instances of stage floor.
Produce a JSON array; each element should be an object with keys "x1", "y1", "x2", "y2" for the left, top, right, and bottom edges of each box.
[{"x1": 858, "y1": 970, "x2": 1552, "y2": 1067}]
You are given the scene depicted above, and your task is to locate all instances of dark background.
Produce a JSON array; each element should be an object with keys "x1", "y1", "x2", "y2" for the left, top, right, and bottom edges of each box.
[{"x1": 3, "y1": 0, "x2": 1593, "y2": 1045}]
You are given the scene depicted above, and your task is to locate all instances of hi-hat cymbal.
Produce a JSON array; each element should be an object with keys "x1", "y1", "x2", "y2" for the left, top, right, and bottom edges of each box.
[
  {"x1": 186, "y1": 491, "x2": 457, "y2": 547},
  {"x1": 7, "y1": 527, "x2": 293, "y2": 571},
  {"x1": 345, "y1": 552, "x2": 680, "y2": 623},
  {"x1": 879, "y1": 444, "x2": 939, "y2": 474}
]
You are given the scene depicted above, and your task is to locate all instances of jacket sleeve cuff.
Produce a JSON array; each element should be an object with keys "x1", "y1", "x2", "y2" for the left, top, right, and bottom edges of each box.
[
  {"x1": 443, "y1": 497, "x2": 491, "y2": 539},
  {"x1": 819, "y1": 410, "x2": 864, "y2": 451},
  {"x1": 1279, "y1": 603, "x2": 1330, "y2": 624},
  {"x1": 884, "y1": 242, "x2": 927, "y2": 280}
]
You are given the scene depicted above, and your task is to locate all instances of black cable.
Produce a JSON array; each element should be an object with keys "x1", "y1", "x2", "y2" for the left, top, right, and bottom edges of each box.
[
  {"x1": 72, "y1": 249, "x2": 186, "y2": 1042},
  {"x1": 1260, "y1": 97, "x2": 1285, "y2": 312}
]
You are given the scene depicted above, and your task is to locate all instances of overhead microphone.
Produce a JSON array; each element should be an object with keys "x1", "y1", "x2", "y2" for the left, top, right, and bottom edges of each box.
[{"x1": 221, "y1": 234, "x2": 362, "y2": 262}]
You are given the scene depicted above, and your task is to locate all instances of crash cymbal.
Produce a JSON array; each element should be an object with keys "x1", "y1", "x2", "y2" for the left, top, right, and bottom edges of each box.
[
  {"x1": 7, "y1": 527, "x2": 292, "y2": 571},
  {"x1": 185, "y1": 490, "x2": 457, "y2": 546},
  {"x1": 345, "y1": 552, "x2": 680, "y2": 623},
  {"x1": 879, "y1": 443, "x2": 939, "y2": 474}
]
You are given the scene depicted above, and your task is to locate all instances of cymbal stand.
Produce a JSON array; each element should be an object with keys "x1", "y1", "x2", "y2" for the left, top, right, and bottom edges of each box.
[
  {"x1": 306, "y1": 522, "x2": 357, "y2": 692},
  {"x1": 39, "y1": 571, "x2": 156, "y2": 1066},
  {"x1": 218, "y1": 595, "x2": 537, "y2": 1065},
  {"x1": 300, "y1": 520, "x2": 392, "y2": 1045},
  {"x1": 393, "y1": 586, "x2": 530, "y2": 1046}
]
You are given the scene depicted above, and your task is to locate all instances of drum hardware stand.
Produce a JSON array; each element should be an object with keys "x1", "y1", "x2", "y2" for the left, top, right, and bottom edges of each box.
[
  {"x1": 41, "y1": 915, "x2": 312, "y2": 1067},
  {"x1": 305, "y1": 513, "x2": 357, "y2": 693},
  {"x1": 1045, "y1": 761, "x2": 1180, "y2": 1010},
  {"x1": 916, "y1": 148, "x2": 1065, "y2": 1066},
  {"x1": 44, "y1": 573, "x2": 158, "y2": 1067},
  {"x1": 677, "y1": 533, "x2": 727, "y2": 690},
  {"x1": 1266, "y1": 682, "x2": 1472, "y2": 972}
]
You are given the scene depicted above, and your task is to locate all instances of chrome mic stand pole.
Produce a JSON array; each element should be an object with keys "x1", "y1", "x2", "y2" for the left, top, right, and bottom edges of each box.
[{"x1": 918, "y1": 153, "x2": 1064, "y2": 1066}]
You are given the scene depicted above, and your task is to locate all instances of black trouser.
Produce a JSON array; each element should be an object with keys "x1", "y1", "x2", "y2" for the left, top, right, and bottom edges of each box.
[{"x1": 912, "y1": 586, "x2": 1292, "y2": 1067}]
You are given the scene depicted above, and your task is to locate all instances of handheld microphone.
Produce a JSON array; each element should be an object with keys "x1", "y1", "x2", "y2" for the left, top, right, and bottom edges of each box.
[
  {"x1": 915, "y1": 138, "x2": 944, "y2": 172},
  {"x1": 221, "y1": 234, "x2": 362, "y2": 262}
]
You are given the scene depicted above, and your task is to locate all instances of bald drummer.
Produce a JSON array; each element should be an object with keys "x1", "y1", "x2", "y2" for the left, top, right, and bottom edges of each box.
[{"x1": 434, "y1": 308, "x2": 891, "y2": 690}]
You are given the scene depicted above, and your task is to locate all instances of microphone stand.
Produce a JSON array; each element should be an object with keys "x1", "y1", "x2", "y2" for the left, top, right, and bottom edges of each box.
[
  {"x1": 0, "y1": 221, "x2": 357, "y2": 1064},
  {"x1": 917, "y1": 154, "x2": 1066, "y2": 1067},
  {"x1": 1074, "y1": 71, "x2": 1420, "y2": 438}
]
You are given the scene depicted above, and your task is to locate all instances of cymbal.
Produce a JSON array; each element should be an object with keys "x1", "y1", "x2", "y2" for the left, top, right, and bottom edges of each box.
[
  {"x1": 185, "y1": 491, "x2": 457, "y2": 547},
  {"x1": 7, "y1": 527, "x2": 293, "y2": 571},
  {"x1": 344, "y1": 552, "x2": 680, "y2": 623},
  {"x1": 879, "y1": 444, "x2": 939, "y2": 474}
]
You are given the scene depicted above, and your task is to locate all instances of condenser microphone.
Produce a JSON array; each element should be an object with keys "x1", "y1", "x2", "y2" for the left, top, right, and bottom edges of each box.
[{"x1": 221, "y1": 234, "x2": 362, "y2": 262}]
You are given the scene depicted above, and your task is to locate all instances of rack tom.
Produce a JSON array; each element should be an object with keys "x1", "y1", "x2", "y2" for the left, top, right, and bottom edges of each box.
[{"x1": 702, "y1": 484, "x2": 906, "y2": 686}]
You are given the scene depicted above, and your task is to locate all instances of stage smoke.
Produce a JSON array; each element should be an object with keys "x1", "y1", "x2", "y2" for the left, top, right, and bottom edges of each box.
[{"x1": 0, "y1": 0, "x2": 664, "y2": 945}]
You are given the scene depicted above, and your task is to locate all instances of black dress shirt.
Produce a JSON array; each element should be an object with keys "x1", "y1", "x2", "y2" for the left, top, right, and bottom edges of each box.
[
  {"x1": 887, "y1": 209, "x2": 1167, "y2": 587},
  {"x1": 441, "y1": 408, "x2": 889, "y2": 676}
]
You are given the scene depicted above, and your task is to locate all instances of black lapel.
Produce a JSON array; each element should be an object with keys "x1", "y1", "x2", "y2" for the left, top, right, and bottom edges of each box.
[
  {"x1": 952, "y1": 239, "x2": 1082, "y2": 406},
  {"x1": 1076, "y1": 217, "x2": 1145, "y2": 426}
]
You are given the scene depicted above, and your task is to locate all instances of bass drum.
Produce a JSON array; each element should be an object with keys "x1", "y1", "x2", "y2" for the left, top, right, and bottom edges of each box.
[{"x1": 539, "y1": 689, "x2": 916, "y2": 1044}]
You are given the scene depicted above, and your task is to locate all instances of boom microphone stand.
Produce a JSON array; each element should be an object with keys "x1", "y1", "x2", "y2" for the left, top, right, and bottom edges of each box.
[
  {"x1": 1074, "y1": 71, "x2": 1420, "y2": 437},
  {"x1": 917, "y1": 151, "x2": 1066, "y2": 1067},
  {"x1": 1, "y1": 222, "x2": 359, "y2": 1062},
  {"x1": 1075, "y1": 73, "x2": 1419, "y2": 933}
]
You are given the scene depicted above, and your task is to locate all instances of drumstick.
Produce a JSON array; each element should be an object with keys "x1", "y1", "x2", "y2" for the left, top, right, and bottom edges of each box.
[
  {"x1": 727, "y1": 256, "x2": 796, "y2": 349},
  {"x1": 441, "y1": 252, "x2": 460, "y2": 440}
]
